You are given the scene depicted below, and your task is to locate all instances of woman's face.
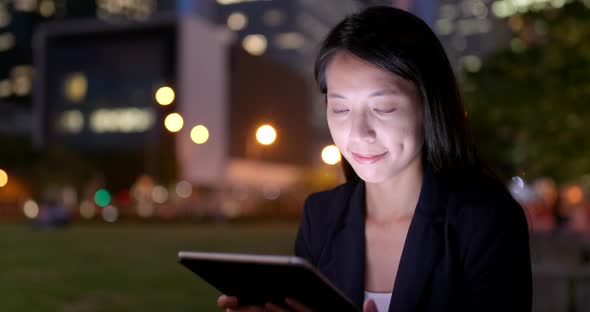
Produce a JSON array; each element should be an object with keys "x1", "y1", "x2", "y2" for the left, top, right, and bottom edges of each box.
[{"x1": 325, "y1": 51, "x2": 424, "y2": 183}]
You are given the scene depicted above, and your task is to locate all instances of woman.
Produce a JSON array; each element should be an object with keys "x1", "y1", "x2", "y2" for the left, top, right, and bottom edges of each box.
[{"x1": 219, "y1": 6, "x2": 532, "y2": 312}]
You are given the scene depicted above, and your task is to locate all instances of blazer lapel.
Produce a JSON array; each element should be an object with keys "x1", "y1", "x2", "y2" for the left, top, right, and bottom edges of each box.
[
  {"x1": 321, "y1": 180, "x2": 367, "y2": 309},
  {"x1": 321, "y1": 164, "x2": 448, "y2": 311},
  {"x1": 388, "y1": 165, "x2": 447, "y2": 311}
]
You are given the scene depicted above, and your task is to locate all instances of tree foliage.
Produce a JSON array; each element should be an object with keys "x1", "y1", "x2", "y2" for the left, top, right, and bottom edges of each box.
[{"x1": 464, "y1": 0, "x2": 590, "y2": 183}]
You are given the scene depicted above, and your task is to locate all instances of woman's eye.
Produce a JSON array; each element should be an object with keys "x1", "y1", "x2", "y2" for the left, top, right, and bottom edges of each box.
[
  {"x1": 374, "y1": 108, "x2": 396, "y2": 114},
  {"x1": 332, "y1": 109, "x2": 349, "y2": 114}
]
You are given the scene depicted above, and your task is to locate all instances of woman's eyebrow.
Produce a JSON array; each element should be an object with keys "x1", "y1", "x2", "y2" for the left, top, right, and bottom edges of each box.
[
  {"x1": 328, "y1": 89, "x2": 401, "y2": 99},
  {"x1": 369, "y1": 89, "x2": 401, "y2": 97}
]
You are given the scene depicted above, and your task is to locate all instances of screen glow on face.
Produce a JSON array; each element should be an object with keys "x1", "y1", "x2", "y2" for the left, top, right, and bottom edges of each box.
[{"x1": 325, "y1": 51, "x2": 424, "y2": 184}]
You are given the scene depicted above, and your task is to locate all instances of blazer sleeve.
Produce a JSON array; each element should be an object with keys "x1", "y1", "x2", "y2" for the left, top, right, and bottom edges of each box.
[{"x1": 459, "y1": 195, "x2": 532, "y2": 311}]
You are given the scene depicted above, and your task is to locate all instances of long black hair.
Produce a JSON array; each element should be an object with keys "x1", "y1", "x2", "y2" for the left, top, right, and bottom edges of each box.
[{"x1": 315, "y1": 6, "x2": 481, "y2": 181}]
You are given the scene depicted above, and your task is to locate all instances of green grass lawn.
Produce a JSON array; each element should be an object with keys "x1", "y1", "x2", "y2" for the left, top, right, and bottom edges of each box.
[{"x1": 0, "y1": 222, "x2": 299, "y2": 312}]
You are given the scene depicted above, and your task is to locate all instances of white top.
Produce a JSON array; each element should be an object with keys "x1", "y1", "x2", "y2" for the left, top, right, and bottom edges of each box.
[{"x1": 364, "y1": 291, "x2": 392, "y2": 312}]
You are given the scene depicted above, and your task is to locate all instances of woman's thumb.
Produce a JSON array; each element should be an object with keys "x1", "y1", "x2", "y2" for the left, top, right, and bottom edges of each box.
[{"x1": 363, "y1": 299, "x2": 378, "y2": 312}]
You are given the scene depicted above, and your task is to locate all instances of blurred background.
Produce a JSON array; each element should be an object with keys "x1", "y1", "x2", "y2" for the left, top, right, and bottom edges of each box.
[{"x1": 0, "y1": 0, "x2": 589, "y2": 311}]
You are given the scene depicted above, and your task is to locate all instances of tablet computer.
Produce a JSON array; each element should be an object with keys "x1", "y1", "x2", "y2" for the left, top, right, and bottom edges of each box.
[{"x1": 178, "y1": 251, "x2": 360, "y2": 311}]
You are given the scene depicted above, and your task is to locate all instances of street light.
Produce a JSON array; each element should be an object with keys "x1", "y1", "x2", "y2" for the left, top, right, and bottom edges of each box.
[
  {"x1": 256, "y1": 124, "x2": 276, "y2": 145},
  {"x1": 242, "y1": 34, "x2": 267, "y2": 56},
  {"x1": 155, "y1": 86, "x2": 175, "y2": 106},
  {"x1": 164, "y1": 113, "x2": 184, "y2": 132},
  {"x1": 321, "y1": 145, "x2": 341, "y2": 165},
  {"x1": 0, "y1": 169, "x2": 7, "y2": 187},
  {"x1": 191, "y1": 125, "x2": 209, "y2": 144}
]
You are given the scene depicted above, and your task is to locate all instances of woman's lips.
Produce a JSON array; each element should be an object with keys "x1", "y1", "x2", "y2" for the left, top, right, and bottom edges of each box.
[{"x1": 351, "y1": 152, "x2": 388, "y2": 164}]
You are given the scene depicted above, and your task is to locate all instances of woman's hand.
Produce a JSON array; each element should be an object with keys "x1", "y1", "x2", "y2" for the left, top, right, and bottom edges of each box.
[
  {"x1": 217, "y1": 295, "x2": 301, "y2": 312},
  {"x1": 217, "y1": 295, "x2": 263, "y2": 312},
  {"x1": 217, "y1": 294, "x2": 379, "y2": 312}
]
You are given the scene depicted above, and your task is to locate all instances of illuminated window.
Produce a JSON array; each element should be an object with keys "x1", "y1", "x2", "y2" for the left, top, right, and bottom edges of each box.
[
  {"x1": 274, "y1": 32, "x2": 305, "y2": 50},
  {"x1": 227, "y1": 12, "x2": 247, "y2": 31},
  {"x1": 39, "y1": 0, "x2": 56, "y2": 17},
  {"x1": 63, "y1": 72, "x2": 88, "y2": 103},
  {"x1": 0, "y1": 33, "x2": 15, "y2": 52},
  {"x1": 217, "y1": 0, "x2": 271, "y2": 5},
  {"x1": 96, "y1": 0, "x2": 156, "y2": 21},
  {"x1": 0, "y1": 6, "x2": 12, "y2": 27},
  {"x1": 0, "y1": 79, "x2": 12, "y2": 98},
  {"x1": 263, "y1": 9, "x2": 284, "y2": 27},
  {"x1": 11, "y1": 65, "x2": 33, "y2": 96},
  {"x1": 14, "y1": 0, "x2": 36, "y2": 12},
  {"x1": 57, "y1": 110, "x2": 84, "y2": 134},
  {"x1": 90, "y1": 108, "x2": 155, "y2": 133}
]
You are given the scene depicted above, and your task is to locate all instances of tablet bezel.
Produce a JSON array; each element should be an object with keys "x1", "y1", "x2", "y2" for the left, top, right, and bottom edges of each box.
[{"x1": 177, "y1": 251, "x2": 359, "y2": 311}]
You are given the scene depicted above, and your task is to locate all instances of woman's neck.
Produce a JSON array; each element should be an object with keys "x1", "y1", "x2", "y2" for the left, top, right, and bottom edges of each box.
[{"x1": 365, "y1": 159, "x2": 424, "y2": 224}]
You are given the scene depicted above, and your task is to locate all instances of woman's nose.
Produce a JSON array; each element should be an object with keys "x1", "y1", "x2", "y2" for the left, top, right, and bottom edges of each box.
[{"x1": 349, "y1": 112, "x2": 376, "y2": 143}]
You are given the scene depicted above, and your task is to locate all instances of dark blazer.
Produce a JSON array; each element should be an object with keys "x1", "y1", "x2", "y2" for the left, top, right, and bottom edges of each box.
[{"x1": 294, "y1": 164, "x2": 532, "y2": 311}]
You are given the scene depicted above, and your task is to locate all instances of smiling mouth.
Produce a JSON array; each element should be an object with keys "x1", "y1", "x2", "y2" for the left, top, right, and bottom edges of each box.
[{"x1": 351, "y1": 152, "x2": 388, "y2": 164}]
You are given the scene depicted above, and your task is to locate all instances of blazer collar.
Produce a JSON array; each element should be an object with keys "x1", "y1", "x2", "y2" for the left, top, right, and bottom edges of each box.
[{"x1": 324, "y1": 163, "x2": 448, "y2": 310}]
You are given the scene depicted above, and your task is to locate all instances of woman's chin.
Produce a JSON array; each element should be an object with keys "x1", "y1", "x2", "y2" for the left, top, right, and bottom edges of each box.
[{"x1": 354, "y1": 170, "x2": 388, "y2": 184}]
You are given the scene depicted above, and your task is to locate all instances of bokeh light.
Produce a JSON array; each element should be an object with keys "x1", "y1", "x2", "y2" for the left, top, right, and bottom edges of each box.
[
  {"x1": 191, "y1": 125, "x2": 209, "y2": 144},
  {"x1": 155, "y1": 86, "x2": 175, "y2": 106},
  {"x1": 221, "y1": 199, "x2": 241, "y2": 218},
  {"x1": 62, "y1": 186, "x2": 77, "y2": 208},
  {"x1": 137, "y1": 202, "x2": 154, "y2": 218},
  {"x1": 79, "y1": 200, "x2": 96, "y2": 219},
  {"x1": 242, "y1": 34, "x2": 267, "y2": 56},
  {"x1": 58, "y1": 110, "x2": 84, "y2": 134},
  {"x1": 227, "y1": 12, "x2": 247, "y2": 31},
  {"x1": 262, "y1": 185, "x2": 281, "y2": 200},
  {"x1": 275, "y1": 32, "x2": 305, "y2": 50},
  {"x1": 0, "y1": 169, "x2": 7, "y2": 187},
  {"x1": 263, "y1": 9, "x2": 284, "y2": 27},
  {"x1": 0, "y1": 33, "x2": 15, "y2": 52},
  {"x1": 23, "y1": 199, "x2": 39, "y2": 219},
  {"x1": 0, "y1": 10, "x2": 11, "y2": 28},
  {"x1": 63, "y1": 72, "x2": 87, "y2": 103},
  {"x1": 0, "y1": 79, "x2": 12, "y2": 98},
  {"x1": 217, "y1": 0, "x2": 257, "y2": 5},
  {"x1": 462, "y1": 55, "x2": 482, "y2": 73},
  {"x1": 565, "y1": 185, "x2": 584, "y2": 205},
  {"x1": 94, "y1": 189, "x2": 111, "y2": 207},
  {"x1": 10, "y1": 66, "x2": 32, "y2": 96},
  {"x1": 510, "y1": 176, "x2": 525, "y2": 195},
  {"x1": 151, "y1": 185, "x2": 168, "y2": 204},
  {"x1": 321, "y1": 145, "x2": 341, "y2": 165},
  {"x1": 39, "y1": 0, "x2": 56, "y2": 17},
  {"x1": 164, "y1": 113, "x2": 184, "y2": 133},
  {"x1": 232, "y1": 185, "x2": 249, "y2": 201},
  {"x1": 176, "y1": 181, "x2": 192, "y2": 199},
  {"x1": 102, "y1": 205, "x2": 118, "y2": 223},
  {"x1": 256, "y1": 124, "x2": 276, "y2": 145},
  {"x1": 89, "y1": 108, "x2": 154, "y2": 133}
]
